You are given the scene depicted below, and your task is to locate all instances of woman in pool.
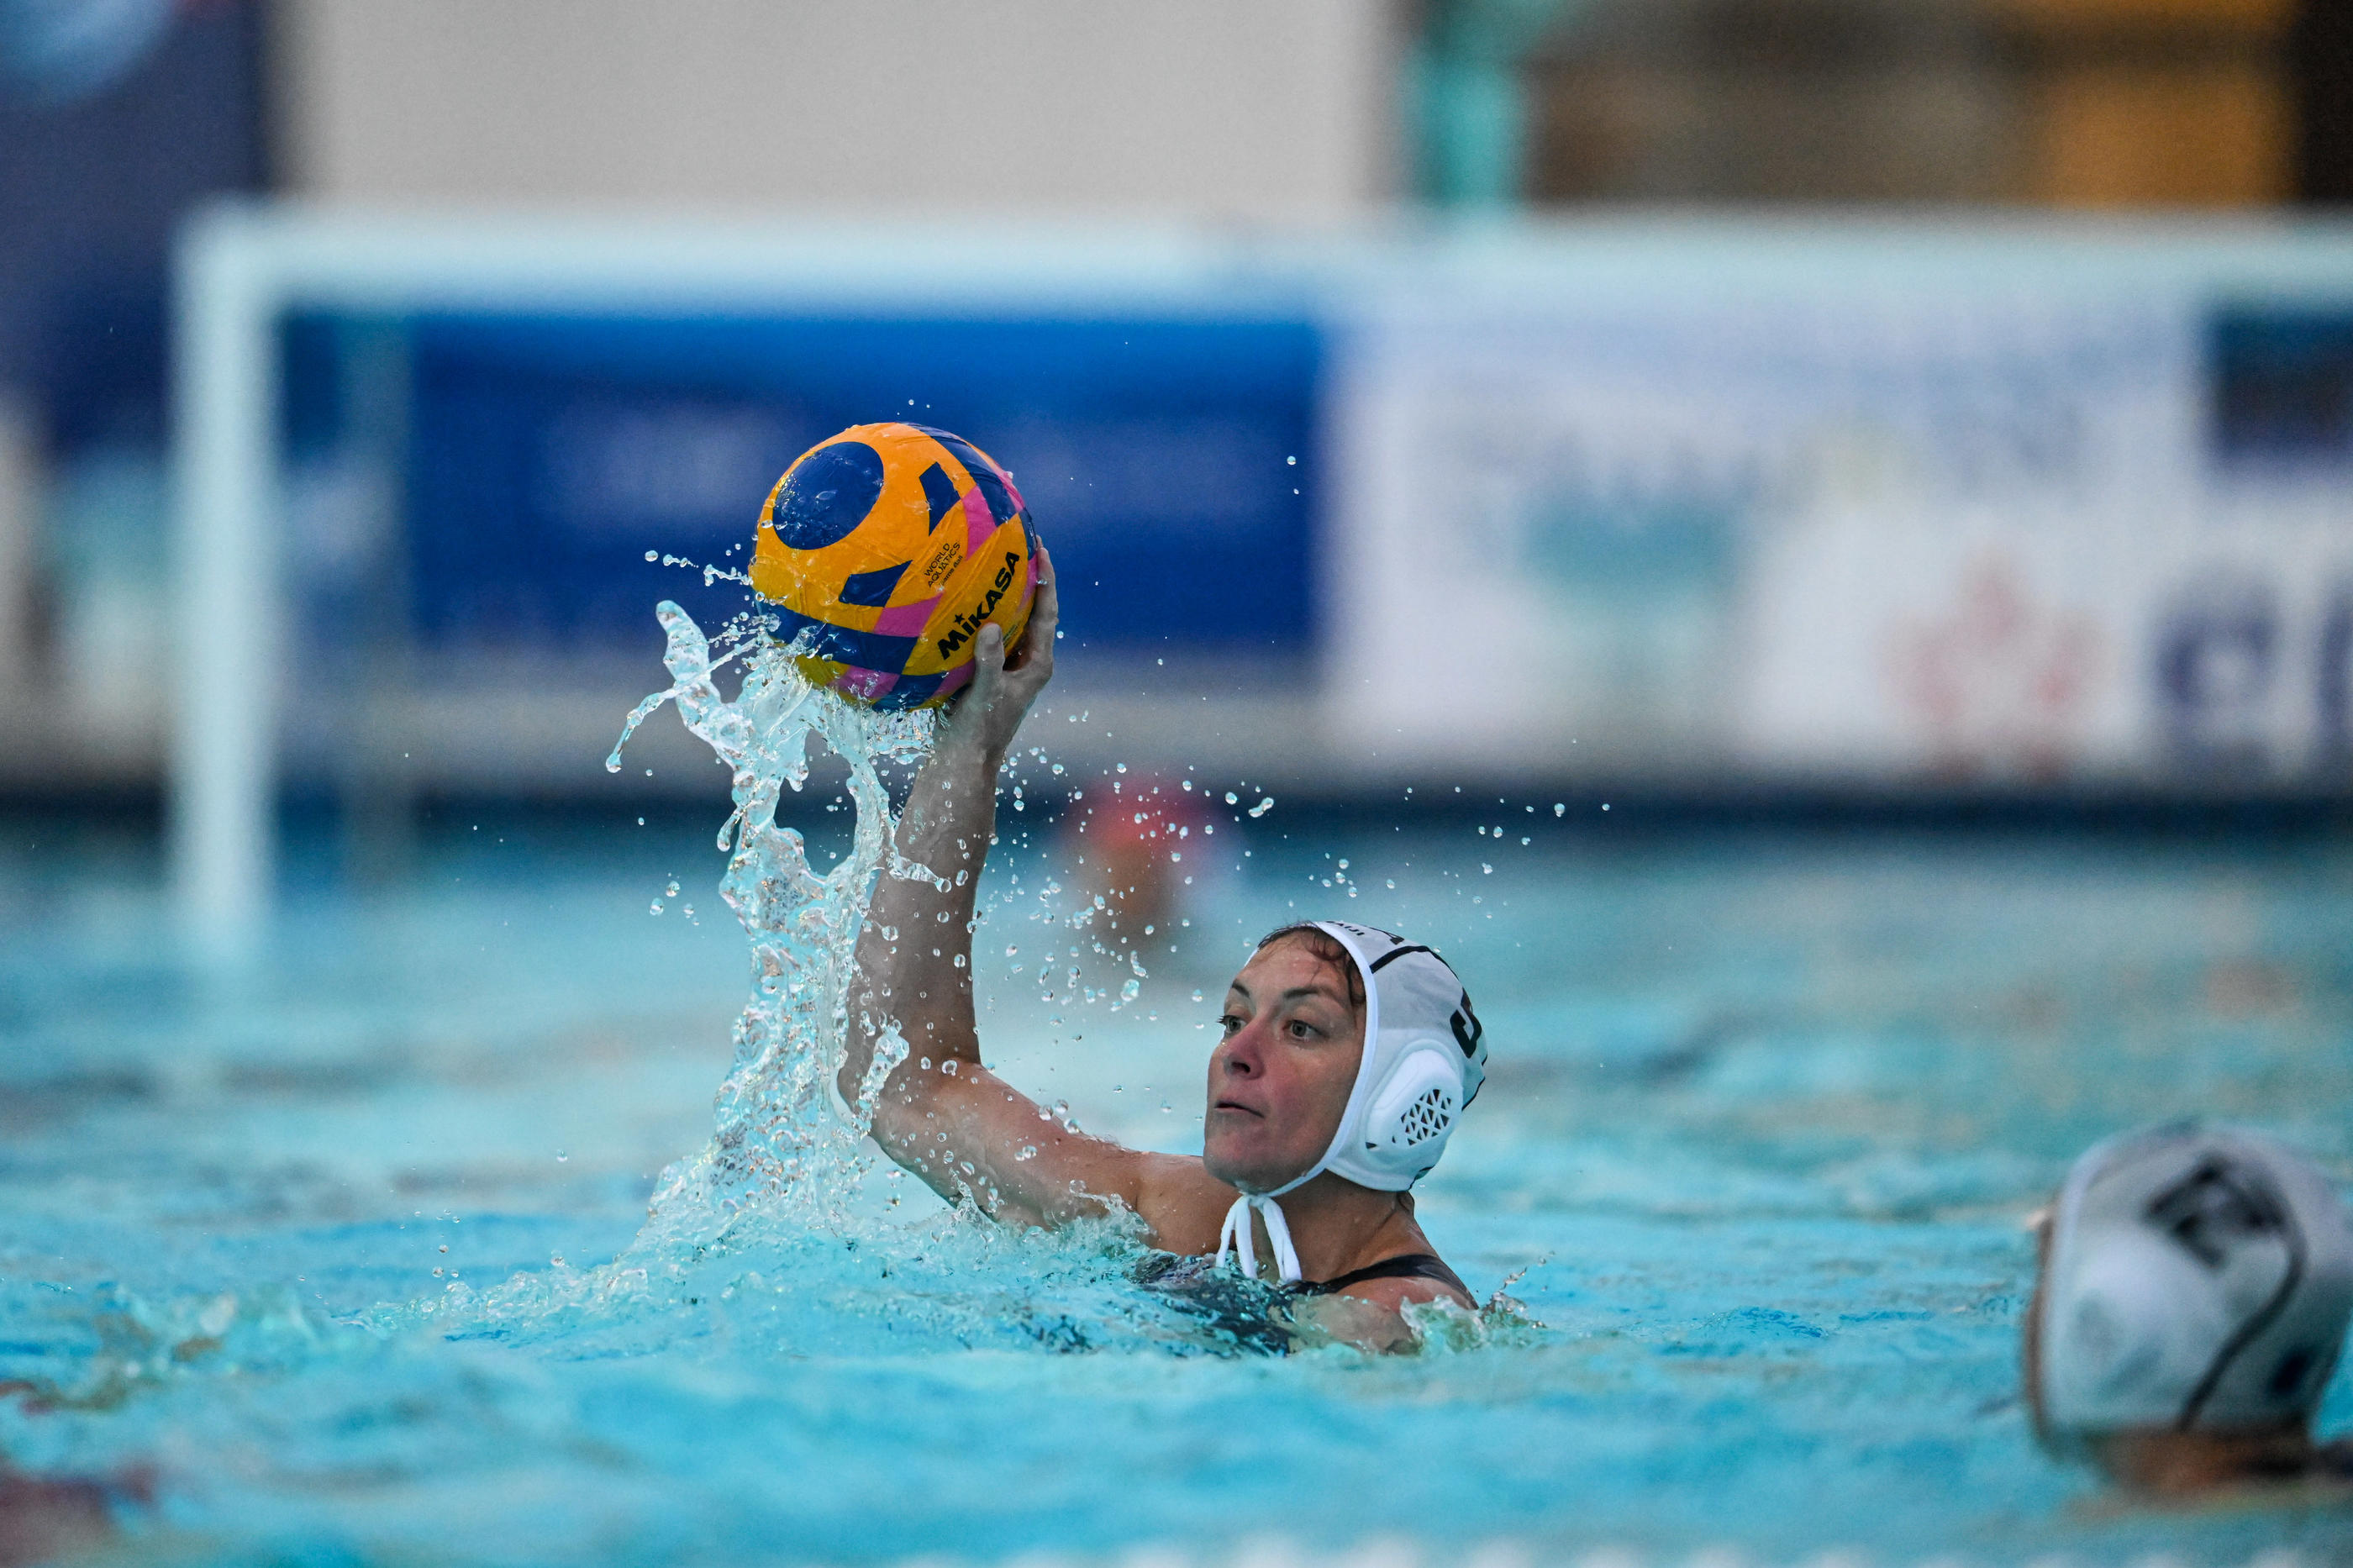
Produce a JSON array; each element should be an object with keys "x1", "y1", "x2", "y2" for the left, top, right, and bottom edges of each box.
[{"x1": 836, "y1": 555, "x2": 1488, "y2": 1351}]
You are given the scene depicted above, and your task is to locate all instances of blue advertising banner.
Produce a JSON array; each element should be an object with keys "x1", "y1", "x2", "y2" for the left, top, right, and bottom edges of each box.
[{"x1": 286, "y1": 313, "x2": 1322, "y2": 659}]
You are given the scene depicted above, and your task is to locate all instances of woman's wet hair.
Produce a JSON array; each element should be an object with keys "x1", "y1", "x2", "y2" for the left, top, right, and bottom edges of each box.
[{"x1": 1250, "y1": 923, "x2": 1366, "y2": 1017}]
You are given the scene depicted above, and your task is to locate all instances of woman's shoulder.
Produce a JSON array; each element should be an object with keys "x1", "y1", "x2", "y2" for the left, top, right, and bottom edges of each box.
[{"x1": 1130, "y1": 1151, "x2": 1237, "y2": 1255}]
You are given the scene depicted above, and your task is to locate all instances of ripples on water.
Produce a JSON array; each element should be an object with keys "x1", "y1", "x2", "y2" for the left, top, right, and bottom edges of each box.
[{"x1": 4, "y1": 603, "x2": 2353, "y2": 1561}]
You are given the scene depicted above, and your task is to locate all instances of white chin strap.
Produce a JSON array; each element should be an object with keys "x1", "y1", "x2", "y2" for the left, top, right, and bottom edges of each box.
[{"x1": 1215, "y1": 1193, "x2": 1303, "y2": 1284}]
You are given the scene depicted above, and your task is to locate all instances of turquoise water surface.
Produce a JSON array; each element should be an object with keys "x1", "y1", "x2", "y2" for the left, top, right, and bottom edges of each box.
[{"x1": 7, "y1": 776, "x2": 2353, "y2": 1562}]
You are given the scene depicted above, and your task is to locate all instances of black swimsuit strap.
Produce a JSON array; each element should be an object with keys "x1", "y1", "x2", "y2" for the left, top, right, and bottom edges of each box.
[{"x1": 1289, "y1": 1252, "x2": 1470, "y2": 1301}]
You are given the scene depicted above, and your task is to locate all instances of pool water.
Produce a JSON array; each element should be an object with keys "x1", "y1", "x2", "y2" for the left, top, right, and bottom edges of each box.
[{"x1": 6, "y1": 792, "x2": 2353, "y2": 1565}]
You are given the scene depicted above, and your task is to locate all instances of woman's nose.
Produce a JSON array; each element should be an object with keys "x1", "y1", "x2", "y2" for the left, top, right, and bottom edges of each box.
[{"x1": 1220, "y1": 1028, "x2": 1265, "y2": 1076}]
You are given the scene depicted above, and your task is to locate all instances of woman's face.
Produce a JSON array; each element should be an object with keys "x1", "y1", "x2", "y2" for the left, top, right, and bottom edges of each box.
[{"x1": 1201, "y1": 937, "x2": 1365, "y2": 1192}]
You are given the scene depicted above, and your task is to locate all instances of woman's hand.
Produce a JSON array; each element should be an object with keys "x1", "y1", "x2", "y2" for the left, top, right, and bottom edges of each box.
[{"x1": 939, "y1": 550, "x2": 1056, "y2": 762}]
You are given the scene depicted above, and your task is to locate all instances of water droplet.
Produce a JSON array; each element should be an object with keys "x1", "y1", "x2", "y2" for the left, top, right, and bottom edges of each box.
[
  {"x1": 1603, "y1": 803, "x2": 1611, "y2": 811},
  {"x1": 1555, "y1": 803, "x2": 1566, "y2": 817},
  {"x1": 650, "y1": 900, "x2": 665, "y2": 915},
  {"x1": 1248, "y1": 796, "x2": 1274, "y2": 818},
  {"x1": 1286, "y1": 455, "x2": 1297, "y2": 466},
  {"x1": 1482, "y1": 863, "x2": 1492, "y2": 874},
  {"x1": 1224, "y1": 791, "x2": 1239, "y2": 804},
  {"x1": 645, "y1": 550, "x2": 657, "y2": 561},
  {"x1": 666, "y1": 880, "x2": 681, "y2": 897},
  {"x1": 1017, "y1": 1145, "x2": 1038, "y2": 1160},
  {"x1": 1006, "y1": 944, "x2": 1019, "y2": 956}
]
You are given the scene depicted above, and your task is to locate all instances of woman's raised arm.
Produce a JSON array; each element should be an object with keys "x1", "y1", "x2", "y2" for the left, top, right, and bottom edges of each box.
[{"x1": 835, "y1": 560, "x2": 1172, "y2": 1229}]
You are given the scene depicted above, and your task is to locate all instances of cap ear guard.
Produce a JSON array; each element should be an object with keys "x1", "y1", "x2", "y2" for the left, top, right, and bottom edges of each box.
[{"x1": 1348, "y1": 1042, "x2": 1462, "y2": 1188}]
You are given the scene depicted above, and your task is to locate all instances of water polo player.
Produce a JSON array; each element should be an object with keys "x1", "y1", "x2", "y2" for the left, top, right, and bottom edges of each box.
[
  {"x1": 834, "y1": 556, "x2": 1487, "y2": 1350},
  {"x1": 2024, "y1": 1122, "x2": 2353, "y2": 1499}
]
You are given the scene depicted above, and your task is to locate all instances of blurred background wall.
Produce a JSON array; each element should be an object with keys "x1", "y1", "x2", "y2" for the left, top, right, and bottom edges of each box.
[
  {"x1": 6, "y1": 0, "x2": 2353, "y2": 879},
  {"x1": 272, "y1": 1, "x2": 1399, "y2": 218}
]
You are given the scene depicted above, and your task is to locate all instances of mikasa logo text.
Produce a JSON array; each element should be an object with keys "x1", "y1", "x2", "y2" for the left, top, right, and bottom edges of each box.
[{"x1": 935, "y1": 552, "x2": 1023, "y2": 659}]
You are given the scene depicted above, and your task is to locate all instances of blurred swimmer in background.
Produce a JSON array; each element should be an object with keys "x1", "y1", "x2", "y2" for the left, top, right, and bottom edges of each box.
[
  {"x1": 836, "y1": 557, "x2": 1487, "y2": 1352},
  {"x1": 1062, "y1": 771, "x2": 1219, "y2": 934},
  {"x1": 2025, "y1": 1123, "x2": 2353, "y2": 1501}
]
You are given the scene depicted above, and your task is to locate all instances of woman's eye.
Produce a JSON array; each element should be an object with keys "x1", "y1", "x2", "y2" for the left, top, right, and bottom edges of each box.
[
  {"x1": 1218, "y1": 1014, "x2": 1242, "y2": 1036},
  {"x1": 1287, "y1": 1020, "x2": 1314, "y2": 1039}
]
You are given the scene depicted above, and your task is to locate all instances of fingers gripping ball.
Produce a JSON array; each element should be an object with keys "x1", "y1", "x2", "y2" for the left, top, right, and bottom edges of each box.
[{"x1": 750, "y1": 423, "x2": 1040, "y2": 710}]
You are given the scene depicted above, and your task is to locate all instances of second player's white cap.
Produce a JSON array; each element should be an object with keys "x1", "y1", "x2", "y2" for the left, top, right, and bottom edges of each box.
[{"x1": 2038, "y1": 1122, "x2": 2353, "y2": 1436}]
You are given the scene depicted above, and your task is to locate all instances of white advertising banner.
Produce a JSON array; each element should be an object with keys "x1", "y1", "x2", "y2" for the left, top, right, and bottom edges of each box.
[{"x1": 1324, "y1": 259, "x2": 2353, "y2": 791}]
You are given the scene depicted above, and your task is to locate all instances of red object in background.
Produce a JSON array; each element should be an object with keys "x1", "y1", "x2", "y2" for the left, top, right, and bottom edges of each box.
[
  {"x1": 1887, "y1": 555, "x2": 2101, "y2": 781},
  {"x1": 1065, "y1": 776, "x2": 1219, "y2": 933}
]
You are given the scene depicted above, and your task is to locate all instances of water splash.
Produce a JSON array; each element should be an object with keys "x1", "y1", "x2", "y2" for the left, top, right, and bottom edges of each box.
[{"x1": 611, "y1": 600, "x2": 937, "y2": 1245}]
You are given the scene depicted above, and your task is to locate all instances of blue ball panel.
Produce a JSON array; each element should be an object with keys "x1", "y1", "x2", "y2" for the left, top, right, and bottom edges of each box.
[
  {"x1": 836, "y1": 560, "x2": 908, "y2": 608},
  {"x1": 870, "y1": 671, "x2": 948, "y2": 710},
  {"x1": 915, "y1": 426, "x2": 1017, "y2": 524},
  {"x1": 773, "y1": 440, "x2": 885, "y2": 550},
  {"x1": 918, "y1": 462, "x2": 962, "y2": 530},
  {"x1": 766, "y1": 602, "x2": 916, "y2": 674}
]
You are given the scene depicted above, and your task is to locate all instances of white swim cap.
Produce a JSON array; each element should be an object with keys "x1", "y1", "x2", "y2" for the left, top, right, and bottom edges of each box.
[
  {"x1": 1216, "y1": 921, "x2": 1486, "y2": 1282},
  {"x1": 2036, "y1": 1123, "x2": 2353, "y2": 1438}
]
